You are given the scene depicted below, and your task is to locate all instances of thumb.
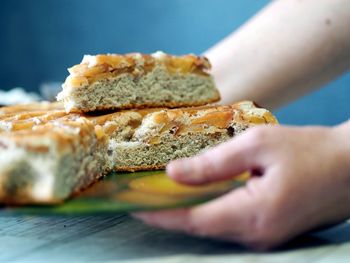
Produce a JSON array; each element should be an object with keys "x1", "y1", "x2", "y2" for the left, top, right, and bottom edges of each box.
[{"x1": 166, "y1": 129, "x2": 264, "y2": 185}]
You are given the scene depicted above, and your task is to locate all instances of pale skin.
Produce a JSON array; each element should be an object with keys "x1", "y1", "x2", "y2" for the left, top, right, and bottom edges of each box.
[{"x1": 133, "y1": 0, "x2": 350, "y2": 249}]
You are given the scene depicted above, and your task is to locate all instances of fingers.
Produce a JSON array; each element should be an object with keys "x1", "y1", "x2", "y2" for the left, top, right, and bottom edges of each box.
[
  {"x1": 167, "y1": 126, "x2": 271, "y2": 185},
  {"x1": 134, "y1": 126, "x2": 290, "y2": 249},
  {"x1": 133, "y1": 176, "x2": 277, "y2": 248},
  {"x1": 133, "y1": 191, "x2": 251, "y2": 240},
  {"x1": 134, "y1": 125, "x2": 350, "y2": 250}
]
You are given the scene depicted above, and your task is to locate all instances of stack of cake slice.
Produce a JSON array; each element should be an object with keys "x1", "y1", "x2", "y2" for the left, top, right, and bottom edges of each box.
[
  {"x1": 0, "y1": 52, "x2": 277, "y2": 204},
  {"x1": 57, "y1": 51, "x2": 220, "y2": 112}
]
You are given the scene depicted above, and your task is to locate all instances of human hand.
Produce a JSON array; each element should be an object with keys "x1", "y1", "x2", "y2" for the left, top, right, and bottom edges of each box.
[{"x1": 133, "y1": 122, "x2": 350, "y2": 249}]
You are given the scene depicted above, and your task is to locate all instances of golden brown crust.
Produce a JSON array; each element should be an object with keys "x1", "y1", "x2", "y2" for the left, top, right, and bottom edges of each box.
[
  {"x1": 67, "y1": 96, "x2": 221, "y2": 113},
  {"x1": 0, "y1": 101, "x2": 277, "y2": 142},
  {"x1": 141, "y1": 101, "x2": 278, "y2": 128},
  {"x1": 0, "y1": 102, "x2": 63, "y2": 115},
  {"x1": 0, "y1": 195, "x2": 64, "y2": 205},
  {"x1": 115, "y1": 164, "x2": 166, "y2": 172}
]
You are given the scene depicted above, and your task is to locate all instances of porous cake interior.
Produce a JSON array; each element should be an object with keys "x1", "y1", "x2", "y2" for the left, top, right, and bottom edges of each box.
[{"x1": 61, "y1": 65, "x2": 219, "y2": 112}]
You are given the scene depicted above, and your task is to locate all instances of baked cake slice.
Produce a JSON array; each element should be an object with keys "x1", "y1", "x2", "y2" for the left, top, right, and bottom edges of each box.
[
  {"x1": 91, "y1": 101, "x2": 278, "y2": 171},
  {"x1": 0, "y1": 103, "x2": 107, "y2": 204},
  {"x1": 0, "y1": 101, "x2": 277, "y2": 203},
  {"x1": 57, "y1": 51, "x2": 220, "y2": 112}
]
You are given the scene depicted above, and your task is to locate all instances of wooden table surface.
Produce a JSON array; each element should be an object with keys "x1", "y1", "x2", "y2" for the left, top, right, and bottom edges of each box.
[{"x1": 0, "y1": 213, "x2": 349, "y2": 263}]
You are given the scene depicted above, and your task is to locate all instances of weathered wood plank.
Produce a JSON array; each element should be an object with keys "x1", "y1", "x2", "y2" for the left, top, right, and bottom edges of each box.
[{"x1": 0, "y1": 213, "x2": 348, "y2": 263}]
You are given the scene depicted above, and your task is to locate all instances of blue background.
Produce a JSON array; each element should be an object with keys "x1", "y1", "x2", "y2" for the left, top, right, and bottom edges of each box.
[{"x1": 0, "y1": 0, "x2": 349, "y2": 125}]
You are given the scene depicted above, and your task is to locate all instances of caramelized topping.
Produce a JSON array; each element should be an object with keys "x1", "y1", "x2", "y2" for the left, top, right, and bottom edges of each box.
[
  {"x1": 191, "y1": 111, "x2": 233, "y2": 129},
  {"x1": 153, "y1": 111, "x2": 170, "y2": 124},
  {"x1": 94, "y1": 125, "x2": 105, "y2": 140},
  {"x1": 103, "y1": 123, "x2": 119, "y2": 136},
  {"x1": 10, "y1": 121, "x2": 36, "y2": 131},
  {"x1": 64, "y1": 76, "x2": 89, "y2": 88},
  {"x1": 142, "y1": 102, "x2": 278, "y2": 145},
  {"x1": 0, "y1": 101, "x2": 278, "y2": 150},
  {"x1": 63, "y1": 52, "x2": 211, "y2": 89}
]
